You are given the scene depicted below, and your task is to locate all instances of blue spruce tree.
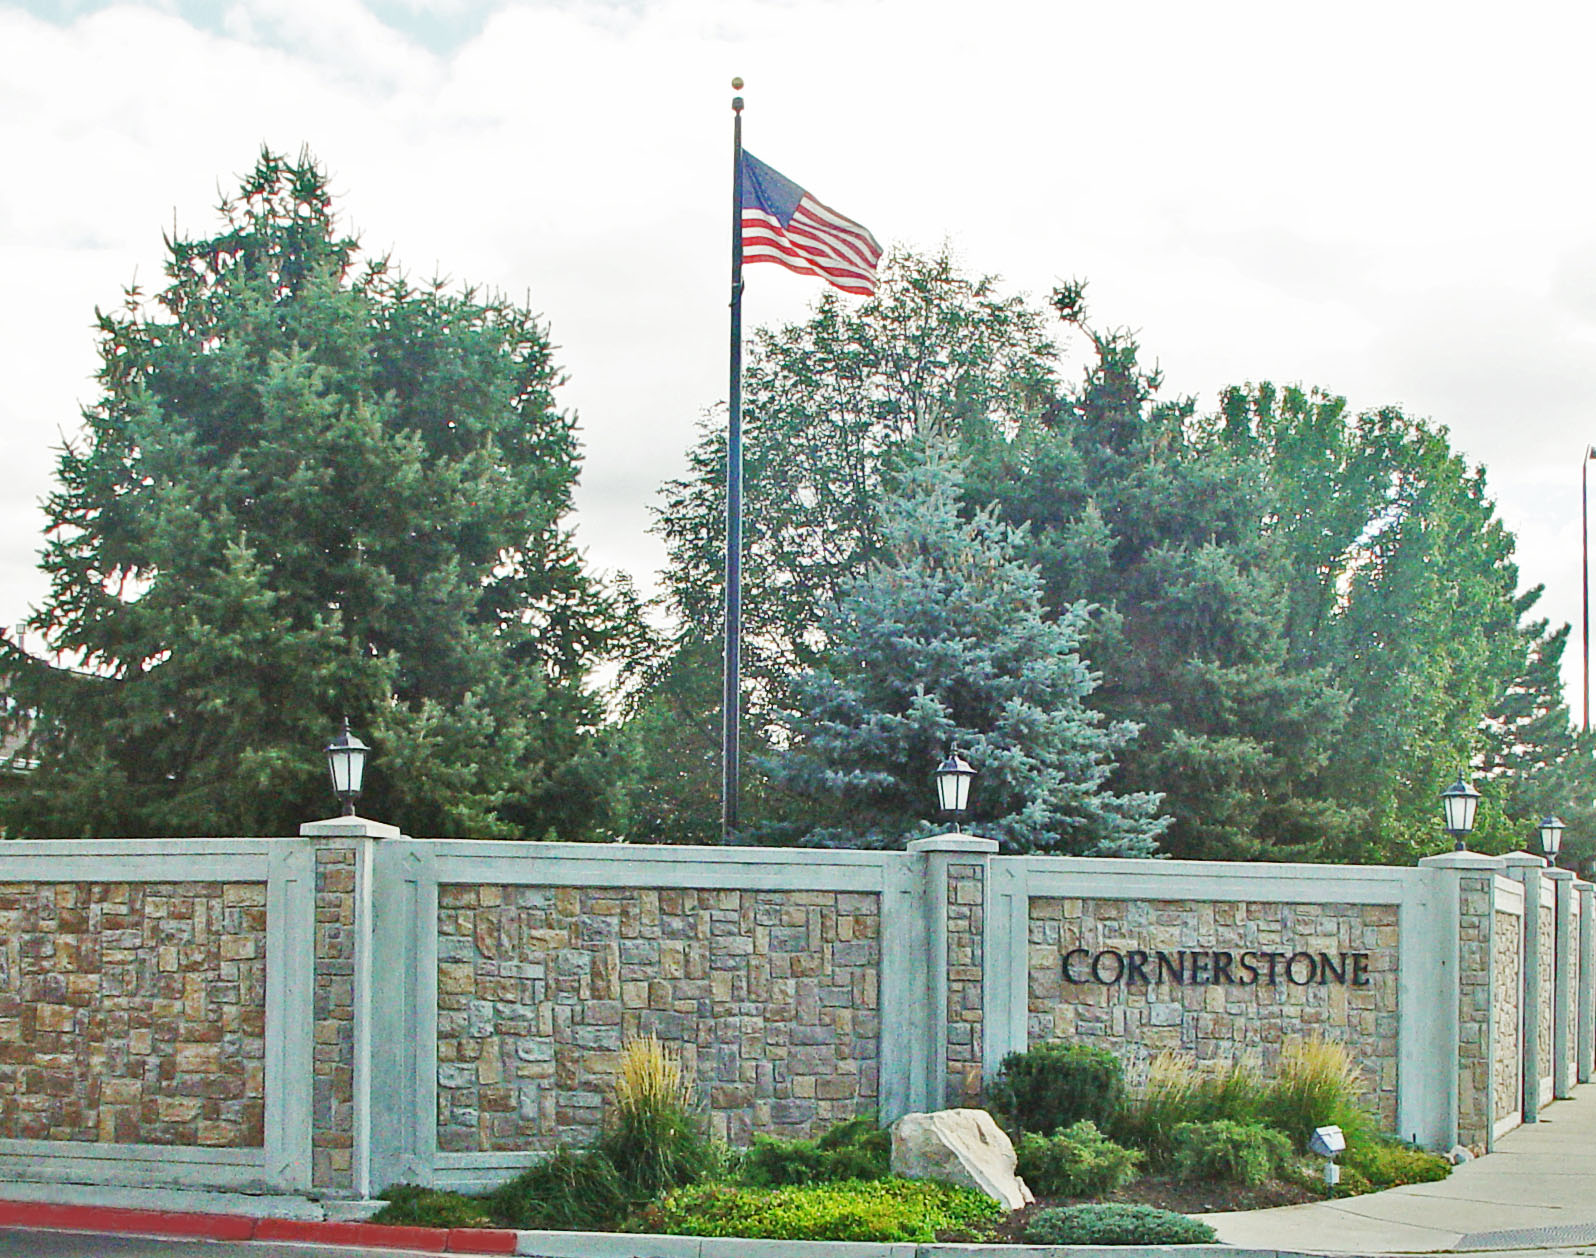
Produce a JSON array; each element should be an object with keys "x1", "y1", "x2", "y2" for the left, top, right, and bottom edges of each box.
[{"x1": 768, "y1": 443, "x2": 1166, "y2": 855}]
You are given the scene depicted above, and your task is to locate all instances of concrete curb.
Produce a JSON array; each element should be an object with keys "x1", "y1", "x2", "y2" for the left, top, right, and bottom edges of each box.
[
  {"x1": 0, "y1": 1197, "x2": 1343, "y2": 1258},
  {"x1": 0, "y1": 1198, "x2": 517, "y2": 1253}
]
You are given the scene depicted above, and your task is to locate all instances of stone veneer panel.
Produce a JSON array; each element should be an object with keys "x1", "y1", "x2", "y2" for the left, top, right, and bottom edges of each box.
[
  {"x1": 1455, "y1": 875, "x2": 1493, "y2": 1149},
  {"x1": 1029, "y1": 897, "x2": 1400, "y2": 1126},
  {"x1": 1568, "y1": 896, "x2": 1582, "y2": 1084},
  {"x1": 0, "y1": 881, "x2": 266, "y2": 1147},
  {"x1": 1539, "y1": 897, "x2": 1555, "y2": 1102},
  {"x1": 945, "y1": 861, "x2": 984, "y2": 1108},
  {"x1": 1492, "y1": 907, "x2": 1522, "y2": 1128},
  {"x1": 312, "y1": 845, "x2": 357, "y2": 1190},
  {"x1": 436, "y1": 886, "x2": 881, "y2": 1151}
]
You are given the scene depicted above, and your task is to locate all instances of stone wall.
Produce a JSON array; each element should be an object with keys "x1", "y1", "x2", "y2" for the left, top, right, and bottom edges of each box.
[
  {"x1": 945, "y1": 861, "x2": 984, "y2": 1108},
  {"x1": 435, "y1": 885, "x2": 882, "y2": 1150},
  {"x1": 0, "y1": 880, "x2": 266, "y2": 1147},
  {"x1": 1493, "y1": 907, "x2": 1522, "y2": 1129},
  {"x1": 1028, "y1": 896, "x2": 1401, "y2": 1125}
]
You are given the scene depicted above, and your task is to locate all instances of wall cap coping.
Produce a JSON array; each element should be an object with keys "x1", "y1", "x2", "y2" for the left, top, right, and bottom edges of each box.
[
  {"x1": 906, "y1": 835, "x2": 999, "y2": 855},
  {"x1": 1500, "y1": 850, "x2": 1550, "y2": 868},
  {"x1": 1419, "y1": 851, "x2": 1506, "y2": 870},
  {"x1": 1548, "y1": 868, "x2": 1577, "y2": 882},
  {"x1": 298, "y1": 816, "x2": 404, "y2": 840}
]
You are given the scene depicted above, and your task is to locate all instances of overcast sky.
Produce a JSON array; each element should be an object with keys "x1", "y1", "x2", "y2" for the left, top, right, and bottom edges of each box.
[{"x1": 6, "y1": 0, "x2": 1596, "y2": 715}]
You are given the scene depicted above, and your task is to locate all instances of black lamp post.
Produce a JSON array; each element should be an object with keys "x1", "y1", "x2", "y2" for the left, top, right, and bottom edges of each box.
[
  {"x1": 1441, "y1": 773, "x2": 1480, "y2": 852},
  {"x1": 1539, "y1": 815, "x2": 1566, "y2": 864},
  {"x1": 935, "y1": 752, "x2": 976, "y2": 833},
  {"x1": 325, "y1": 719, "x2": 370, "y2": 817}
]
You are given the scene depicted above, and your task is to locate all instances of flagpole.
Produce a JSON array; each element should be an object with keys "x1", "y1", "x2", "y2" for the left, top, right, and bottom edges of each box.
[{"x1": 722, "y1": 79, "x2": 746, "y2": 841}]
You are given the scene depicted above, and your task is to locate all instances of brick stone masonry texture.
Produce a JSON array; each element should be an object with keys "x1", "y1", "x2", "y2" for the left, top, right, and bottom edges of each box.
[
  {"x1": 945, "y1": 862, "x2": 984, "y2": 1108},
  {"x1": 1029, "y1": 897, "x2": 1401, "y2": 1127},
  {"x1": 1456, "y1": 875, "x2": 1493, "y2": 1148},
  {"x1": 435, "y1": 885, "x2": 882, "y2": 1150},
  {"x1": 1539, "y1": 899, "x2": 1555, "y2": 1094},
  {"x1": 1493, "y1": 908, "x2": 1522, "y2": 1128},
  {"x1": 312, "y1": 846, "x2": 357, "y2": 1190},
  {"x1": 0, "y1": 881, "x2": 267, "y2": 1147}
]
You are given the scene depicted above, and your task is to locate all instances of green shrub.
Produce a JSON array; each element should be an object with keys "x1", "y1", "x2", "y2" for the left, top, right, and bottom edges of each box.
[
  {"x1": 1258, "y1": 1038, "x2": 1375, "y2": 1152},
  {"x1": 485, "y1": 1146, "x2": 632, "y2": 1231},
  {"x1": 1168, "y1": 1120, "x2": 1292, "y2": 1186},
  {"x1": 1116, "y1": 1052, "x2": 1267, "y2": 1161},
  {"x1": 598, "y1": 1035, "x2": 714, "y2": 1199},
  {"x1": 371, "y1": 1184, "x2": 493, "y2": 1229},
  {"x1": 740, "y1": 1115, "x2": 891, "y2": 1186},
  {"x1": 1024, "y1": 1203, "x2": 1218, "y2": 1245},
  {"x1": 1344, "y1": 1137, "x2": 1451, "y2": 1188},
  {"x1": 1015, "y1": 1120, "x2": 1143, "y2": 1197},
  {"x1": 987, "y1": 1041, "x2": 1124, "y2": 1135},
  {"x1": 1283, "y1": 1160, "x2": 1374, "y2": 1199},
  {"x1": 642, "y1": 1178, "x2": 1001, "y2": 1243}
]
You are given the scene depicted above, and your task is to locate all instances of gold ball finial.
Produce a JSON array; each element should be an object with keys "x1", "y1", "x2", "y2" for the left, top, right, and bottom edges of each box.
[{"x1": 731, "y1": 77, "x2": 744, "y2": 90}]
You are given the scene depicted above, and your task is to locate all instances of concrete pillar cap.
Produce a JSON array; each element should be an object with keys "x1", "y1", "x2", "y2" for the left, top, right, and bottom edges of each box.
[
  {"x1": 299, "y1": 815, "x2": 404, "y2": 840},
  {"x1": 1419, "y1": 851, "x2": 1506, "y2": 870},
  {"x1": 907, "y1": 834, "x2": 1000, "y2": 854}
]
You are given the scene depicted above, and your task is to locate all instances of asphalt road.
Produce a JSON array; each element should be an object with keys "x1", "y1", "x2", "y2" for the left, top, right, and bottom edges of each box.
[{"x1": 0, "y1": 1230, "x2": 439, "y2": 1257}]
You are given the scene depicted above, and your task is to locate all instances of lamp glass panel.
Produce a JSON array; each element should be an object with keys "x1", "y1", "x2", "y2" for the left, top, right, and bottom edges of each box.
[
  {"x1": 1443, "y1": 789, "x2": 1477, "y2": 834},
  {"x1": 328, "y1": 747, "x2": 365, "y2": 796}
]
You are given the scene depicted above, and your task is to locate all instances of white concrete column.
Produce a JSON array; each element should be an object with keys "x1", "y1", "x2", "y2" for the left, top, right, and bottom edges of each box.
[
  {"x1": 1551, "y1": 868, "x2": 1576, "y2": 1099},
  {"x1": 1502, "y1": 851, "x2": 1549, "y2": 1122},
  {"x1": 298, "y1": 815, "x2": 405, "y2": 1198},
  {"x1": 1418, "y1": 850, "x2": 1507, "y2": 1151},
  {"x1": 906, "y1": 835, "x2": 998, "y2": 1111},
  {"x1": 1579, "y1": 881, "x2": 1595, "y2": 1084}
]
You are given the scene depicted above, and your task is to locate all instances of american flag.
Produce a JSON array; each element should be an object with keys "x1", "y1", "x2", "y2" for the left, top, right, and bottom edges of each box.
[{"x1": 739, "y1": 152, "x2": 881, "y2": 296}]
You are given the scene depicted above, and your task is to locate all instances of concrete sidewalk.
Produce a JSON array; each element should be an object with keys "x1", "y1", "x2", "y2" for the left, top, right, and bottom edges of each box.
[{"x1": 1202, "y1": 1085, "x2": 1596, "y2": 1253}]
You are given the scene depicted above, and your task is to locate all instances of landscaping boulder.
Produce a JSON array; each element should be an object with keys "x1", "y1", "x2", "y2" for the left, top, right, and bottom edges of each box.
[{"x1": 890, "y1": 1108, "x2": 1034, "y2": 1211}]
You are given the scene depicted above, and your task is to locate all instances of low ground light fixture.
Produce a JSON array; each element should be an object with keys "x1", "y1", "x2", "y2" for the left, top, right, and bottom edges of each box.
[
  {"x1": 936, "y1": 751, "x2": 976, "y2": 832},
  {"x1": 325, "y1": 719, "x2": 370, "y2": 817},
  {"x1": 1441, "y1": 774, "x2": 1480, "y2": 852}
]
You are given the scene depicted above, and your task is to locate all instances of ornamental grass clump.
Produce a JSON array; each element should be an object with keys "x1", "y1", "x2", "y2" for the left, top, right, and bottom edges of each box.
[
  {"x1": 598, "y1": 1034, "x2": 714, "y2": 1199},
  {"x1": 1258, "y1": 1037, "x2": 1375, "y2": 1152},
  {"x1": 1116, "y1": 1051, "x2": 1267, "y2": 1161}
]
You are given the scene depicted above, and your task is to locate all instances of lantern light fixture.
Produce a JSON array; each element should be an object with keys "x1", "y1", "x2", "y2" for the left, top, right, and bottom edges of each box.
[
  {"x1": 325, "y1": 719, "x2": 370, "y2": 818},
  {"x1": 1539, "y1": 815, "x2": 1566, "y2": 862},
  {"x1": 1440, "y1": 774, "x2": 1480, "y2": 852},
  {"x1": 934, "y1": 752, "x2": 976, "y2": 831}
]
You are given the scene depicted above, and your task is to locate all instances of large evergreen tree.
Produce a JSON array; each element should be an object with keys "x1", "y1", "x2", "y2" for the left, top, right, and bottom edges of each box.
[
  {"x1": 1217, "y1": 382, "x2": 1552, "y2": 861},
  {"x1": 2, "y1": 149, "x2": 627, "y2": 840},
  {"x1": 965, "y1": 297, "x2": 1354, "y2": 861},
  {"x1": 766, "y1": 444, "x2": 1165, "y2": 854},
  {"x1": 635, "y1": 250, "x2": 1058, "y2": 842}
]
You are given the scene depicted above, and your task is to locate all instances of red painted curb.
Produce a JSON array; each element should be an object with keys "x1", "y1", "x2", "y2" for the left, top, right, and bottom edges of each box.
[
  {"x1": 0, "y1": 1197, "x2": 520, "y2": 1252},
  {"x1": 446, "y1": 1227, "x2": 520, "y2": 1254},
  {"x1": 0, "y1": 1200, "x2": 255, "y2": 1241},
  {"x1": 254, "y1": 1216, "x2": 451, "y2": 1249}
]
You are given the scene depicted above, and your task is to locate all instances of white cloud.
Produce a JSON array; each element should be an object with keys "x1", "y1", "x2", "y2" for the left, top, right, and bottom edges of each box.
[{"x1": 7, "y1": 0, "x2": 1596, "y2": 712}]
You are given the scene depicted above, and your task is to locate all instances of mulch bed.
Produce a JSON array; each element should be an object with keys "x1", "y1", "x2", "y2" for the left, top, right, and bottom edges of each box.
[{"x1": 982, "y1": 1176, "x2": 1322, "y2": 1243}]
